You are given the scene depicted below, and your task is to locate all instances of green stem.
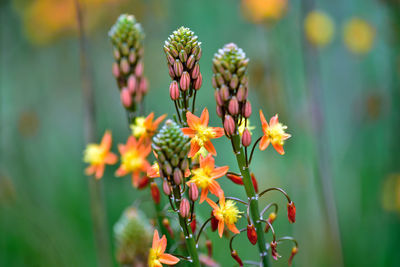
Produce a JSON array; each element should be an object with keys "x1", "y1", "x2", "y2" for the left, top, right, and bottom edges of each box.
[
  {"x1": 231, "y1": 134, "x2": 270, "y2": 267},
  {"x1": 171, "y1": 185, "x2": 200, "y2": 267}
]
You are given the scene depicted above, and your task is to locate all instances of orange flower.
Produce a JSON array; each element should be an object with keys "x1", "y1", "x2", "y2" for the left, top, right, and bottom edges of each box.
[
  {"x1": 259, "y1": 110, "x2": 291, "y2": 155},
  {"x1": 206, "y1": 193, "x2": 242, "y2": 237},
  {"x1": 148, "y1": 230, "x2": 179, "y2": 267},
  {"x1": 187, "y1": 154, "x2": 228, "y2": 203},
  {"x1": 182, "y1": 108, "x2": 224, "y2": 157},
  {"x1": 116, "y1": 136, "x2": 151, "y2": 187},
  {"x1": 130, "y1": 112, "x2": 166, "y2": 140},
  {"x1": 83, "y1": 130, "x2": 117, "y2": 179}
]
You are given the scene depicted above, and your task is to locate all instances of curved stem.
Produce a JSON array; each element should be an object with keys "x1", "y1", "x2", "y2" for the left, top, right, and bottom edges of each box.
[
  {"x1": 259, "y1": 187, "x2": 291, "y2": 203},
  {"x1": 248, "y1": 136, "x2": 262, "y2": 165},
  {"x1": 260, "y1": 203, "x2": 278, "y2": 217},
  {"x1": 217, "y1": 196, "x2": 248, "y2": 205},
  {"x1": 260, "y1": 219, "x2": 276, "y2": 242},
  {"x1": 196, "y1": 217, "x2": 212, "y2": 244},
  {"x1": 229, "y1": 228, "x2": 247, "y2": 252},
  {"x1": 277, "y1": 236, "x2": 298, "y2": 247}
]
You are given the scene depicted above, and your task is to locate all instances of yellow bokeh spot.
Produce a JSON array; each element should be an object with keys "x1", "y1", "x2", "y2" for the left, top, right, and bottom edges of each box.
[
  {"x1": 343, "y1": 18, "x2": 375, "y2": 55},
  {"x1": 304, "y1": 10, "x2": 335, "y2": 47},
  {"x1": 121, "y1": 150, "x2": 144, "y2": 173},
  {"x1": 241, "y1": 0, "x2": 288, "y2": 23},
  {"x1": 84, "y1": 144, "x2": 105, "y2": 165},
  {"x1": 130, "y1": 117, "x2": 147, "y2": 138}
]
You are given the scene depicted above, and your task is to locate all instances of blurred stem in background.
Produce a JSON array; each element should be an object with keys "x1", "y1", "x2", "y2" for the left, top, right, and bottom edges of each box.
[
  {"x1": 300, "y1": 0, "x2": 344, "y2": 266},
  {"x1": 74, "y1": 1, "x2": 113, "y2": 266}
]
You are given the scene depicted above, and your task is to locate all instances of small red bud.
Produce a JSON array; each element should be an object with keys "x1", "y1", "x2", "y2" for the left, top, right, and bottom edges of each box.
[
  {"x1": 242, "y1": 101, "x2": 252, "y2": 118},
  {"x1": 193, "y1": 73, "x2": 202, "y2": 90},
  {"x1": 288, "y1": 246, "x2": 298, "y2": 266},
  {"x1": 137, "y1": 176, "x2": 150, "y2": 189},
  {"x1": 167, "y1": 54, "x2": 175, "y2": 65},
  {"x1": 224, "y1": 115, "x2": 235, "y2": 136},
  {"x1": 231, "y1": 250, "x2": 243, "y2": 267},
  {"x1": 162, "y1": 218, "x2": 174, "y2": 238},
  {"x1": 287, "y1": 201, "x2": 296, "y2": 223},
  {"x1": 162, "y1": 180, "x2": 171, "y2": 196},
  {"x1": 206, "y1": 240, "x2": 213, "y2": 257},
  {"x1": 215, "y1": 90, "x2": 224, "y2": 106},
  {"x1": 127, "y1": 75, "x2": 137, "y2": 93},
  {"x1": 230, "y1": 74, "x2": 239, "y2": 89},
  {"x1": 150, "y1": 182, "x2": 160, "y2": 204},
  {"x1": 246, "y1": 224, "x2": 258, "y2": 245},
  {"x1": 180, "y1": 71, "x2": 190, "y2": 91},
  {"x1": 210, "y1": 212, "x2": 218, "y2": 232},
  {"x1": 270, "y1": 241, "x2": 280, "y2": 260},
  {"x1": 128, "y1": 49, "x2": 136, "y2": 63},
  {"x1": 242, "y1": 128, "x2": 252, "y2": 147},
  {"x1": 120, "y1": 88, "x2": 132, "y2": 108},
  {"x1": 251, "y1": 173, "x2": 259, "y2": 193},
  {"x1": 189, "y1": 183, "x2": 199, "y2": 201},
  {"x1": 191, "y1": 62, "x2": 200, "y2": 79},
  {"x1": 169, "y1": 80, "x2": 180, "y2": 100},
  {"x1": 190, "y1": 216, "x2": 197, "y2": 233},
  {"x1": 180, "y1": 198, "x2": 190, "y2": 218},
  {"x1": 226, "y1": 173, "x2": 244, "y2": 185},
  {"x1": 112, "y1": 62, "x2": 120, "y2": 78},
  {"x1": 228, "y1": 96, "x2": 239, "y2": 115},
  {"x1": 264, "y1": 212, "x2": 277, "y2": 233}
]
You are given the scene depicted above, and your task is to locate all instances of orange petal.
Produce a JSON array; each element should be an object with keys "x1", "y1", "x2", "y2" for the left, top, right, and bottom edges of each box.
[
  {"x1": 259, "y1": 136, "x2": 270, "y2": 151},
  {"x1": 200, "y1": 188, "x2": 209, "y2": 203},
  {"x1": 269, "y1": 114, "x2": 279, "y2": 126},
  {"x1": 152, "y1": 229, "x2": 160, "y2": 249},
  {"x1": 144, "y1": 112, "x2": 155, "y2": 126},
  {"x1": 227, "y1": 223, "x2": 240, "y2": 234},
  {"x1": 259, "y1": 110, "x2": 268, "y2": 126},
  {"x1": 154, "y1": 114, "x2": 167, "y2": 128},
  {"x1": 186, "y1": 111, "x2": 201, "y2": 129},
  {"x1": 95, "y1": 165, "x2": 105, "y2": 179},
  {"x1": 209, "y1": 181, "x2": 223, "y2": 197},
  {"x1": 204, "y1": 140, "x2": 216, "y2": 156},
  {"x1": 115, "y1": 167, "x2": 127, "y2": 177},
  {"x1": 100, "y1": 130, "x2": 112, "y2": 150},
  {"x1": 212, "y1": 127, "x2": 225, "y2": 138},
  {"x1": 159, "y1": 253, "x2": 180, "y2": 265},
  {"x1": 211, "y1": 166, "x2": 229, "y2": 179},
  {"x1": 126, "y1": 135, "x2": 137, "y2": 148},
  {"x1": 283, "y1": 133, "x2": 292, "y2": 141},
  {"x1": 85, "y1": 165, "x2": 96, "y2": 176},
  {"x1": 131, "y1": 172, "x2": 141, "y2": 187},
  {"x1": 184, "y1": 169, "x2": 191, "y2": 177},
  {"x1": 181, "y1": 127, "x2": 197, "y2": 137},
  {"x1": 104, "y1": 153, "x2": 118, "y2": 165},
  {"x1": 218, "y1": 221, "x2": 224, "y2": 237},
  {"x1": 200, "y1": 107, "x2": 209, "y2": 126},
  {"x1": 188, "y1": 141, "x2": 200, "y2": 158},
  {"x1": 201, "y1": 153, "x2": 215, "y2": 169},
  {"x1": 118, "y1": 144, "x2": 126, "y2": 154},
  {"x1": 206, "y1": 198, "x2": 219, "y2": 210},
  {"x1": 219, "y1": 193, "x2": 225, "y2": 206},
  {"x1": 272, "y1": 143, "x2": 285, "y2": 155},
  {"x1": 159, "y1": 235, "x2": 167, "y2": 254}
]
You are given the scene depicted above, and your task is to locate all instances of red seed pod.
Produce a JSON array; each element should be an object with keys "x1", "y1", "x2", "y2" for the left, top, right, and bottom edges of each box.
[
  {"x1": 137, "y1": 176, "x2": 150, "y2": 189},
  {"x1": 180, "y1": 198, "x2": 190, "y2": 218},
  {"x1": 251, "y1": 173, "x2": 259, "y2": 193},
  {"x1": 135, "y1": 61, "x2": 143, "y2": 77},
  {"x1": 120, "y1": 57, "x2": 130, "y2": 74},
  {"x1": 193, "y1": 73, "x2": 202, "y2": 90},
  {"x1": 180, "y1": 71, "x2": 190, "y2": 91},
  {"x1": 139, "y1": 77, "x2": 148, "y2": 94},
  {"x1": 242, "y1": 127, "x2": 252, "y2": 147},
  {"x1": 150, "y1": 182, "x2": 160, "y2": 204},
  {"x1": 169, "y1": 80, "x2": 180, "y2": 100},
  {"x1": 246, "y1": 224, "x2": 258, "y2": 245},
  {"x1": 216, "y1": 105, "x2": 223, "y2": 118},
  {"x1": 228, "y1": 96, "x2": 239, "y2": 115},
  {"x1": 112, "y1": 62, "x2": 120, "y2": 78},
  {"x1": 287, "y1": 201, "x2": 296, "y2": 223},
  {"x1": 231, "y1": 250, "x2": 243, "y2": 267},
  {"x1": 242, "y1": 101, "x2": 252, "y2": 118},
  {"x1": 168, "y1": 64, "x2": 175, "y2": 78},
  {"x1": 226, "y1": 173, "x2": 244, "y2": 185},
  {"x1": 191, "y1": 62, "x2": 200, "y2": 79},
  {"x1": 173, "y1": 168, "x2": 183, "y2": 185},
  {"x1": 215, "y1": 90, "x2": 224, "y2": 106},
  {"x1": 189, "y1": 183, "x2": 199, "y2": 201},
  {"x1": 210, "y1": 212, "x2": 218, "y2": 232},
  {"x1": 206, "y1": 240, "x2": 213, "y2": 257},
  {"x1": 120, "y1": 88, "x2": 132, "y2": 108},
  {"x1": 127, "y1": 75, "x2": 137, "y2": 93},
  {"x1": 190, "y1": 216, "x2": 196, "y2": 233},
  {"x1": 173, "y1": 59, "x2": 183, "y2": 77},
  {"x1": 288, "y1": 246, "x2": 298, "y2": 266},
  {"x1": 264, "y1": 212, "x2": 276, "y2": 233},
  {"x1": 186, "y1": 54, "x2": 195, "y2": 69},
  {"x1": 270, "y1": 241, "x2": 280, "y2": 260},
  {"x1": 224, "y1": 115, "x2": 235, "y2": 136},
  {"x1": 162, "y1": 180, "x2": 171, "y2": 196},
  {"x1": 220, "y1": 84, "x2": 230, "y2": 101},
  {"x1": 162, "y1": 218, "x2": 174, "y2": 238}
]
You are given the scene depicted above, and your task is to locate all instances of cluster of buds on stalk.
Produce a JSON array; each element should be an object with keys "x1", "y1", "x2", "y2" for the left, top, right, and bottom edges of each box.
[
  {"x1": 109, "y1": 14, "x2": 148, "y2": 119},
  {"x1": 164, "y1": 27, "x2": 203, "y2": 124}
]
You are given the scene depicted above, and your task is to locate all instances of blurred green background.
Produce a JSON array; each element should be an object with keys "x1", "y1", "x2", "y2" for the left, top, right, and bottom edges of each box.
[{"x1": 1, "y1": 0, "x2": 400, "y2": 266}]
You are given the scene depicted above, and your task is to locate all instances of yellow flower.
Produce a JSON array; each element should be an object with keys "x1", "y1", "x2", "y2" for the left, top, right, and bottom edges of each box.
[
  {"x1": 238, "y1": 119, "x2": 255, "y2": 136},
  {"x1": 259, "y1": 110, "x2": 291, "y2": 155},
  {"x1": 148, "y1": 230, "x2": 179, "y2": 267},
  {"x1": 130, "y1": 112, "x2": 166, "y2": 140},
  {"x1": 241, "y1": 0, "x2": 288, "y2": 24},
  {"x1": 304, "y1": 10, "x2": 335, "y2": 47},
  {"x1": 343, "y1": 18, "x2": 375, "y2": 54}
]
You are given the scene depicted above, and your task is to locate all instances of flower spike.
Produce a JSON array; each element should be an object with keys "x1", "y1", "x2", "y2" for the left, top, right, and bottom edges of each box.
[
  {"x1": 259, "y1": 110, "x2": 291, "y2": 155},
  {"x1": 148, "y1": 230, "x2": 179, "y2": 267}
]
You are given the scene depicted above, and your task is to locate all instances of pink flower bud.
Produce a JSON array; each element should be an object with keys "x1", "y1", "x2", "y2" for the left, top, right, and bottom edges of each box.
[
  {"x1": 215, "y1": 90, "x2": 224, "y2": 106},
  {"x1": 135, "y1": 61, "x2": 143, "y2": 77},
  {"x1": 139, "y1": 78, "x2": 148, "y2": 94},
  {"x1": 120, "y1": 58, "x2": 130, "y2": 74},
  {"x1": 247, "y1": 224, "x2": 258, "y2": 245},
  {"x1": 169, "y1": 80, "x2": 180, "y2": 100},
  {"x1": 168, "y1": 65, "x2": 175, "y2": 78},
  {"x1": 212, "y1": 76, "x2": 218, "y2": 88},
  {"x1": 242, "y1": 101, "x2": 252, "y2": 118},
  {"x1": 228, "y1": 97, "x2": 239, "y2": 115},
  {"x1": 180, "y1": 198, "x2": 190, "y2": 218},
  {"x1": 287, "y1": 201, "x2": 296, "y2": 223},
  {"x1": 189, "y1": 183, "x2": 199, "y2": 201},
  {"x1": 216, "y1": 106, "x2": 223, "y2": 118},
  {"x1": 128, "y1": 50, "x2": 136, "y2": 63},
  {"x1": 170, "y1": 47, "x2": 179, "y2": 58},
  {"x1": 113, "y1": 49, "x2": 120, "y2": 60},
  {"x1": 173, "y1": 168, "x2": 183, "y2": 185},
  {"x1": 150, "y1": 182, "x2": 160, "y2": 204},
  {"x1": 191, "y1": 62, "x2": 200, "y2": 79},
  {"x1": 193, "y1": 73, "x2": 202, "y2": 90},
  {"x1": 120, "y1": 88, "x2": 132, "y2": 108},
  {"x1": 224, "y1": 115, "x2": 235, "y2": 136},
  {"x1": 127, "y1": 75, "x2": 137, "y2": 93},
  {"x1": 236, "y1": 85, "x2": 246, "y2": 102},
  {"x1": 162, "y1": 180, "x2": 171, "y2": 196},
  {"x1": 187, "y1": 55, "x2": 195, "y2": 69},
  {"x1": 220, "y1": 84, "x2": 230, "y2": 101},
  {"x1": 112, "y1": 62, "x2": 120, "y2": 78},
  {"x1": 230, "y1": 74, "x2": 239, "y2": 89},
  {"x1": 242, "y1": 128, "x2": 252, "y2": 147},
  {"x1": 216, "y1": 73, "x2": 224, "y2": 87},
  {"x1": 179, "y1": 50, "x2": 187, "y2": 62},
  {"x1": 180, "y1": 71, "x2": 190, "y2": 91},
  {"x1": 167, "y1": 54, "x2": 175, "y2": 65},
  {"x1": 196, "y1": 48, "x2": 202, "y2": 60},
  {"x1": 174, "y1": 60, "x2": 183, "y2": 77}
]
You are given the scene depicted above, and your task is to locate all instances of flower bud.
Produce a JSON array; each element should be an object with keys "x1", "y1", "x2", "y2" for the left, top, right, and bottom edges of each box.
[
  {"x1": 191, "y1": 62, "x2": 200, "y2": 79},
  {"x1": 189, "y1": 183, "x2": 199, "y2": 201},
  {"x1": 242, "y1": 128, "x2": 252, "y2": 147},
  {"x1": 187, "y1": 54, "x2": 195, "y2": 69},
  {"x1": 231, "y1": 250, "x2": 243, "y2": 267},
  {"x1": 236, "y1": 85, "x2": 246, "y2": 102},
  {"x1": 230, "y1": 74, "x2": 239, "y2": 89},
  {"x1": 127, "y1": 75, "x2": 137, "y2": 93},
  {"x1": 226, "y1": 173, "x2": 243, "y2": 185},
  {"x1": 228, "y1": 97, "x2": 239, "y2": 115},
  {"x1": 270, "y1": 241, "x2": 280, "y2": 260},
  {"x1": 216, "y1": 106, "x2": 223, "y2": 118},
  {"x1": 170, "y1": 46, "x2": 179, "y2": 57},
  {"x1": 206, "y1": 240, "x2": 213, "y2": 257},
  {"x1": 180, "y1": 71, "x2": 190, "y2": 91},
  {"x1": 135, "y1": 61, "x2": 143, "y2": 77},
  {"x1": 214, "y1": 90, "x2": 224, "y2": 106},
  {"x1": 112, "y1": 62, "x2": 120, "y2": 78},
  {"x1": 173, "y1": 168, "x2": 183, "y2": 185},
  {"x1": 137, "y1": 176, "x2": 150, "y2": 189},
  {"x1": 168, "y1": 65, "x2": 175, "y2": 78},
  {"x1": 246, "y1": 224, "x2": 258, "y2": 245},
  {"x1": 180, "y1": 198, "x2": 190, "y2": 218},
  {"x1": 180, "y1": 159, "x2": 189, "y2": 172},
  {"x1": 173, "y1": 60, "x2": 183, "y2": 77},
  {"x1": 216, "y1": 73, "x2": 224, "y2": 87},
  {"x1": 224, "y1": 115, "x2": 235, "y2": 136},
  {"x1": 264, "y1": 212, "x2": 276, "y2": 233},
  {"x1": 210, "y1": 212, "x2": 218, "y2": 232},
  {"x1": 211, "y1": 75, "x2": 217, "y2": 88},
  {"x1": 242, "y1": 101, "x2": 252, "y2": 118},
  {"x1": 163, "y1": 162, "x2": 173, "y2": 176},
  {"x1": 113, "y1": 49, "x2": 120, "y2": 60},
  {"x1": 220, "y1": 84, "x2": 230, "y2": 101},
  {"x1": 162, "y1": 218, "x2": 174, "y2": 238},
  {"x1": 139, "y1": 78, "x2": 148, "y2": 94},
  {"x1": 128, "y1": 49, "x2": 136, "y2": 63},
  {"x1": 120, "y1": 88, "x2": 132, "y2": 108},
  {"x1": 169, "y1": 80, "x2": 180, "y2": 100},
  {"x1": 196, "y1": 47, "x2": 202, "y2": 60},
  {"x1": 190, "y1": 216, "x2": 196, "y2": 233},
  {"x1": 251, "y1": 173, "x2": 258, "y2": 193},
  {"x1": 287, "y1": 201, "x2": 296, "y2": 223},
  {"x1": 120, "y1": 57, "x2": 130, "y2": 74},
  {"x1": 193, "y1": 73, "x2": 202, "y2": 90},
  {"x1": 150, "y1": 182, "x2": 160, "y2": 204},
  {"x1": 288, "y1": 246, "x2": 298, "y2": 266},
  {"x1": 162, "y1": 180, "x2": 171, "y2": 196},
  {"x1": 179, "y1": 49, "x2": 187, "y2": 62},
  {"x1": 167, "y1": 54, "x2": 175, "y2": 65}
]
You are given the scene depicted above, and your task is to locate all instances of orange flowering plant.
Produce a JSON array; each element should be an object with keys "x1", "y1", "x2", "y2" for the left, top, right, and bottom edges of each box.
[{"x1": 82, "y1": 15, "x2": 298, "y2": 267}]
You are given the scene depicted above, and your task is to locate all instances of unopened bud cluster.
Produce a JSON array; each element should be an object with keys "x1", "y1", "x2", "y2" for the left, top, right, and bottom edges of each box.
[
  {"x1": 164, "y1": 27, "x2": 202, "y2": 110},
  {"x1": 212, "y1": 43, "x2": 252, "y2": 138},
  {"x1": 109, "y1": 14, "x2": 148, "y2": 112}
]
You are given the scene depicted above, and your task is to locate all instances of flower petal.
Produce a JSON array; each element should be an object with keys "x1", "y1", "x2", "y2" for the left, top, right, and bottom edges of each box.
[
  {"x1": 186, "y1": 111, "x2": 201, "y2": 129},
  {"x1": 131, "y1": 172, "x2": 141, "y2": 187},
  {"x1": 188, "y1": 141, "x2": 200, "y2": 158},
  {"x1": 104, "y1": 153, "x2": 118, "y2": 164},
  {"x1": 218, "y1": 220, "x2": 224, "y2": 237},
  {"x1": 200, "y1": 107, "x2": 209, "y2": 126},
  {"x1": 210, "y1": 166, "x2": 229, "y2": 179},
  {"x1": 85, "y1": 165, "x2": 96, "y2": 176},
  {"x1": 200, "y1": 188, "x2": 209, "y2": 203},
  {"x1": 269, "y1": 114, "x2": 279, "y2": 126},
  {"x1": 100, "y1": 130, "x2": 112, "y2": 150},
  {"x1": 181, "y1": 127, "x2": 197, "y2": 137},
  {"x1": 212, "y1": 127, "x2": 225, "y2": 138},
  {"x1": 209, "y1": 181, "x2": 223, "y2": 197},
  {"x1": 227, "y1": 223, "x2": 240, "y2": 234},
  {"x1": 95, "y1": 164, "x2": 105, "y2": 179},
  {"x1": 159, "y1": 253, "x2": 180, "y2": 265},
  {"x1": 201, "y1": 153, "x2": 215, "y2": 169},
  {"x1": 259, "y1": 110, "x2": 268, "y2": 127},
  {"x1": 152, "y1": 229, "x2": 160, "y2": 249},
  {"x1": 154, "y1": 114, "x2": 167, "y2": 128},
  {"x1": 259, "y1": 136, "x2": 270, "y2": 151},
  {"x1": 158, "y1": 235, "x2": 167, "y2": 254},
  {"x1": 206, "y1": 198, "x2": 219, "y2": 210},
  {"x1": 204, "y1": 140, "x2": 217, "y2": 156},
  {"x1": 272, "y1": 143, "x2": 285, "y2": 155}
]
